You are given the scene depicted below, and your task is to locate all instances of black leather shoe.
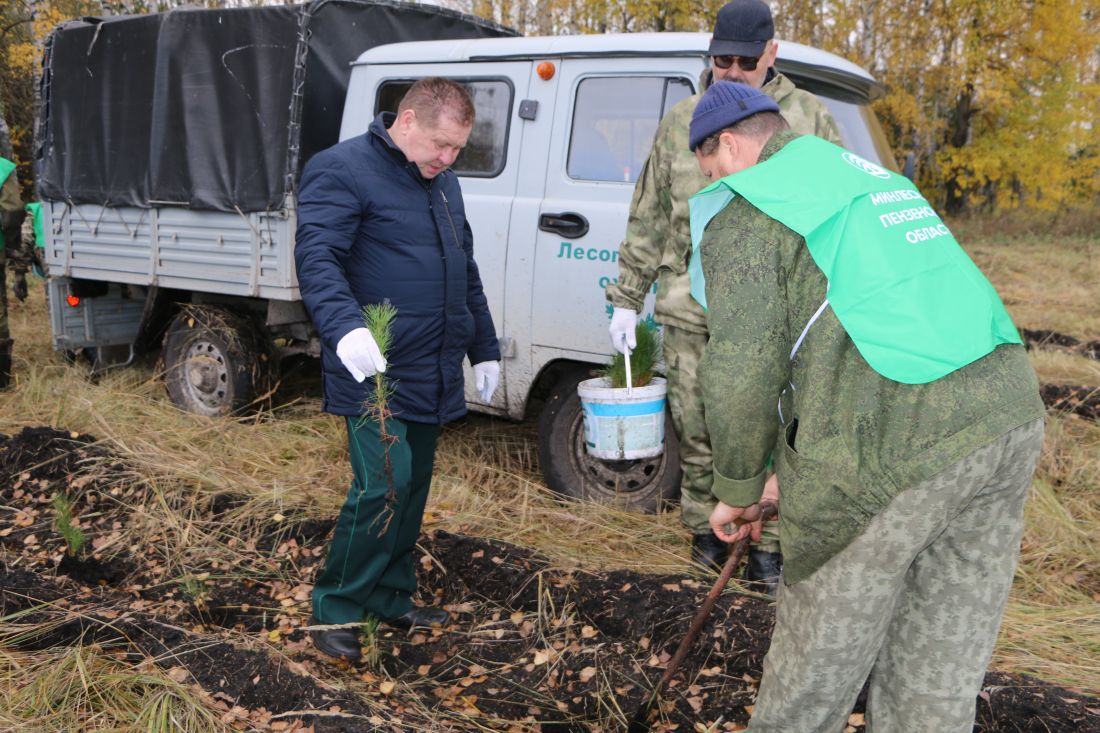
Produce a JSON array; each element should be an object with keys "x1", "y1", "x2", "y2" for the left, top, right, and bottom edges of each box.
[
  {"x1": 691, "y1": 532, "x2": 730, "y2": 572},
  {"x1": 745, "y1": 548, "x2": 783, "y2": 597},
  {"x1": 387, "y1": 606, "x2": 450, "y2": 630},
  {"x1": 310, "y1": 624, "x2": 362, "y2": 661}
]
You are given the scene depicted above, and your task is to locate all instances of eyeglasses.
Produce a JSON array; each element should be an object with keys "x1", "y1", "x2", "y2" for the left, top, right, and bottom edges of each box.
[{"x1": 711, "y1": 54, "x2": 761, "y2": 71}]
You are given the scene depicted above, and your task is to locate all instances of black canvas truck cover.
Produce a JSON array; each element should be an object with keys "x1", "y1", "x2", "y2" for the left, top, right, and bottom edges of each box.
[{"x1": 35, "y1": 0, "x2": 513, "y2": 213}]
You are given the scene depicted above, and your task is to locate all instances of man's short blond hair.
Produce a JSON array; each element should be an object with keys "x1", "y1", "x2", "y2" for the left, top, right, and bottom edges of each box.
[
  {"x1": 697, "y1": 111, "x2": 789, "y2": 156},
  {"x1": 397, "y1": 77, "x2": 475, "y2": 129}
]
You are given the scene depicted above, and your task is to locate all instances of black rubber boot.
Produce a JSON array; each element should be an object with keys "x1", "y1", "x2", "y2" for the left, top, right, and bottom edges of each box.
[
  {"x1": 0, "y1": 339, "x2": 12, "y2": 390},
  {"x1": 691, "y1": 532, "x2": 730, "y2": 573},
  {"x1": 745, "y1": 548, "x2": 783, "y2": 597},
  {"x1": 310, "y1": 621, "x2": 362, "y2": 661},
  {"x1": 387, "y1": 606, "x2": 450, "y2": 630}
]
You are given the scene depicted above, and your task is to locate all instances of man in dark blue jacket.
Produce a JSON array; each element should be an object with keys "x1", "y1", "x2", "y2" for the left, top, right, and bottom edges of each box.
[{"x1": 295, "y1": 77, "x2": 501, "y2": 661}]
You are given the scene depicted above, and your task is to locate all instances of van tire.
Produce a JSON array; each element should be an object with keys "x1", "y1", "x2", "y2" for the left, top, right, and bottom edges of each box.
[
  {"x1": 163, "y1": 306, "x2": 271, "y2": 417},
  {"x1": 537, "y1": 367, "x2": 681, "y2": 513}
]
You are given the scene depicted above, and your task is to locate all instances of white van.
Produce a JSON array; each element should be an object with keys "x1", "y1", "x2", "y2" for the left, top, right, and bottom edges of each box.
[
  {"x1": 341, "y1": 33, "x2": 897, "y2": 510},
  {"x1": 40, "y1": 18, "x2": 895, "y2": 511}
]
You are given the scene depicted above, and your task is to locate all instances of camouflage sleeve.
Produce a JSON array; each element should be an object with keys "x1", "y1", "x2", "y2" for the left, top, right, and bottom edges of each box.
[
  {"x1": 0, "y1": 174, "x2": 26, "y2": 267},
  {"x1": 814, "y1": 101, "x2": 843, "y2": 145},
  {"x1": 697, "y1": 207, "x2": 792, "y2": 507},
  {"x1": 605, "y1": 123, "x2": 673, "y2": 312}
]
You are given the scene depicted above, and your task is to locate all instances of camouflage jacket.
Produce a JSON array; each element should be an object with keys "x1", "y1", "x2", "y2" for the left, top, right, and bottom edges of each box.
[
  {"x1": 0, "y1": 161, "x2": 30, "y2": 268},
  {"x1": 606, "y1": 71, "x2": 841, "y2": 333},
  {"x1": 698, "y1": 130, "x2": 1045, "y2": 584}
]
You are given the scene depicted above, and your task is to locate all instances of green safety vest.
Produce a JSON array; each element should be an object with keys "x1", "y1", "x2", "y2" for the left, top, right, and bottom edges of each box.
[
  {"x1": 1, "y1": 157, "x2": 15, "y2": 254},
  {"x1": 0, "y1": 157, "x2": 14, "y2": 186},
  {"x1": 688, "y1": 135, "x2": 1021, "y2": 385}
]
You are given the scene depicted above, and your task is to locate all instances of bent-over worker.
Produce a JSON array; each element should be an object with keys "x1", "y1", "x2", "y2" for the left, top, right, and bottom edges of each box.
[{"x1": 688, "y1": 81, "x2": 1044, "y2": 732}]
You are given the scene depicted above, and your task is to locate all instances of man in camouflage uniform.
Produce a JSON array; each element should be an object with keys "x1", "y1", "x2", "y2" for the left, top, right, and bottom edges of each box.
[
  {"x1": 606, "y1": 0, "x2": 841, "y2": 584},
  {"x1": 0, "y1": 154, "x2": 29, "y2": 390},
  {"x1": 689, "y1": 82, "x2": 1045, "y2": 732}
]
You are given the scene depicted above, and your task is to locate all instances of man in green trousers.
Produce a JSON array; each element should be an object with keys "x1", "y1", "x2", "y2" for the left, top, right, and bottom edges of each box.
[
  {"x1": 295, "y1": 78, "x2": 501, "y2": 661},
  {"x1": 687, "y1": 81, "x2": 1045, "y2": 732}
]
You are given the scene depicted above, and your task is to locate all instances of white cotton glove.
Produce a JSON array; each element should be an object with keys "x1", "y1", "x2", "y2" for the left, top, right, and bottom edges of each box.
[
  {"x1": 473, "y1": 360, "x2": 500, "y2": 402},
  {"x1": 608, "y1": 307, "x2": 638, "y2": 354},
  {"x1": 336, "y1": 327, "x2": 387, "y2": 382}
]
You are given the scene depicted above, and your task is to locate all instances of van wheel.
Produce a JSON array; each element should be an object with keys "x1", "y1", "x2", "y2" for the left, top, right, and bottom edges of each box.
[
  {"x1": 537, "y1": 368, "x2": 681, "y2": 513},
  {"x1": 163, "y1": 306, "x2": 271, "y2": 417}
]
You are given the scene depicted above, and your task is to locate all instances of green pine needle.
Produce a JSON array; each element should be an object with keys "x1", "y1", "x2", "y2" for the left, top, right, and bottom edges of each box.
[
  {"x1": 362, "y1": 302, "x2": 398, "y2": 356},
  {"x1": 602, "y1": 321, "x2": 660, "y2": 388},
  {"x1": 51, "y1": 493, "x2": 86, "y2": 558}
]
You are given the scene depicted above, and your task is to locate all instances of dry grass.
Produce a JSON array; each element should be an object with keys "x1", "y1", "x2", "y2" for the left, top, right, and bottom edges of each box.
[
  {"x1": 0, "y1": 629, "x2": 229, "y2": 732},
  {"x1": 1, "y1": 221, "x2": 1099, "y2": 724},
  {"x1": 957, "y1": 221, "x2": 1100, "y2": 339}
]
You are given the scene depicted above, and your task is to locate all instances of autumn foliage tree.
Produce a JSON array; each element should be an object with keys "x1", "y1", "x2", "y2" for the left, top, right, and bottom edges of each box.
[
  {"x1": 771, "y1": 0, "x2": 1100, "y2": 214},
  {"x1": 469, "y1": 0, "x2": 1100, "y2": 215}
]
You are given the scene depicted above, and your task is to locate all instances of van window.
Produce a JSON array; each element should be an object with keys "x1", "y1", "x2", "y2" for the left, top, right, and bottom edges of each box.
[
  {"x1": 375, "y1": 79, "x2": 512, "y2": 177},
  {"x1": 567, "y1": 76, "x2": 693, "y2": 183},
  {"x1": 817, "y1": 97, "x2": 899, "y2": 172}
]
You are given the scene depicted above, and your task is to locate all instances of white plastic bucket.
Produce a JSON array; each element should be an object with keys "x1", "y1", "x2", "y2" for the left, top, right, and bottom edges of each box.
[{"x1": 577, "y1": 376, "x2": 667, "y2": 460}]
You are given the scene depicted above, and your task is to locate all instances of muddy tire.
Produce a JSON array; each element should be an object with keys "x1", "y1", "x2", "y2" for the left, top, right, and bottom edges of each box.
[
  {"x1": 537, "y1": 367, "x2": 681, "y2": 513},
  {"x1": 163, "y1": 307, "x2": 271, "y2": 417}
]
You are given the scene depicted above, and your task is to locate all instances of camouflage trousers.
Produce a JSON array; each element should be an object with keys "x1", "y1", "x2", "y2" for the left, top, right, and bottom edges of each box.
[
  {"x1": 747, "y1": 418, "x2": 1044, "y2": 733},
  {"x1": 662, "y1": 324, "x2": 779, "y2": 548}
]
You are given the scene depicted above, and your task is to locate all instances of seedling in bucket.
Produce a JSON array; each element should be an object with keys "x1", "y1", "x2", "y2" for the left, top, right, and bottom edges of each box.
[{"x1": 578, "y1": 323, "x2": 667, "y2": 460}]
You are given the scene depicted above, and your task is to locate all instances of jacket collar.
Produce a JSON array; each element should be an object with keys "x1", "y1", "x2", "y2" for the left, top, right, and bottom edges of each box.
[
  {"x1": 759, "y1": 128, "x2": 801, "y2": 163},
  {"x1": 369, "y1": 111, "x2": 437, "y2": 184},
  {"x1": 369, "y1": 112, "x2": 404, "y2": 155}
]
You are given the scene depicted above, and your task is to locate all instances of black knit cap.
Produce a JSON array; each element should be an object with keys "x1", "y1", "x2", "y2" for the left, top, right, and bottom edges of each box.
[
  {"x1": 708, "y1": 0, "x2": 775, "y2": 58},
  {"x1": 689, "y1": 81, "x2": 780, "y2": 152}
]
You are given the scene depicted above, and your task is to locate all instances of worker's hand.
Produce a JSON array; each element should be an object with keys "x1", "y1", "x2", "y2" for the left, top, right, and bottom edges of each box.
[
  {"x1": 336, "y1": 327, "x2": 386, "y2": 382},
  {"x1": 473, "y1": 360, "x2": 500, "y2": 402},
  {"x1": 608, "y1": 307, "x2": 638, "y2": 354},
  {"x1": 12, "y1": 269, "x2": 28, "y2": 302},
  {"x1": 710, "y1": 502, "x2": 760, "y2": 543},
  {"x1": 710, "y1": 475, "x2": 780, "y2": 543}
]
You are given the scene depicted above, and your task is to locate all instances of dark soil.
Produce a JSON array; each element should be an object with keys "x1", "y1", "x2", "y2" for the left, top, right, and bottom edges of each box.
[
  {"x1": 2, "y1": 427, "x2": 1099, "y2": 732},
  {"x1": 1040, "y1": 383, "x2": 1100, "y2": 422},
  {"x1": 1022, "y1": 328, "x2": 1100, "y2": 360}
]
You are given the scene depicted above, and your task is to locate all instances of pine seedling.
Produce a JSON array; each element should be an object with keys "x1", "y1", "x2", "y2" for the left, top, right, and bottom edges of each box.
[
  {"x1": 359, "y1": 614, "x2": 383, "y2": 670},
  {"x1": 51, "y1": 493, "x2": 86, "y2": 557},
  {"x1": 602, "y1": 321, "x2": 660, "y2": 388},
  {"x1": 362, "y1": 301, "x2": 399, "y2": 533},
  {"x1": 179, "y1": 573, "x2": 209, "y2": 610}
]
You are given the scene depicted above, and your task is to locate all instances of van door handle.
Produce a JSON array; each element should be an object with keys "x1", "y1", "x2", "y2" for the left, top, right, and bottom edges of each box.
[{"x1": 539, "y1": 212, "x2": 589, "y2": 239}]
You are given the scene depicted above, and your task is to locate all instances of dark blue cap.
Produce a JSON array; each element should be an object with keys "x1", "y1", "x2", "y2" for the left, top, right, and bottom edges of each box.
[
  {"x1": 689, "y1": 81, "x2": 780, "y2": 152},
  {"x1": 708, "y1": 0, "x2": 774, "y2": 57}
]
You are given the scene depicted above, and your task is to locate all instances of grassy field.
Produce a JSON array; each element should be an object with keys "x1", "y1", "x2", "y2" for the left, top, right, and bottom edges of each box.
[{"x1": 1, "y1": 222, "x2": 1098, "y2": 727}]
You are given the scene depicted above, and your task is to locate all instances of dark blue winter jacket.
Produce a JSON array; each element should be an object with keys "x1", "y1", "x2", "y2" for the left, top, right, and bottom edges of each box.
[{"x1": 294, "y1": 113, "x2": 500, "y2": 422}]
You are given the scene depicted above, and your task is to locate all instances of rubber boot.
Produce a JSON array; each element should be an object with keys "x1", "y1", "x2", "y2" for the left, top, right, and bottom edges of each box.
[
  {"x1": 745, "y1": 548, "x2": 783, "y2": 597},
  {"x1": 0, "y1": 338, "x2": 12, "y2": 390},
  {"x1": 691, "y1": 532, "x2": 730, "y2": 573}
]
